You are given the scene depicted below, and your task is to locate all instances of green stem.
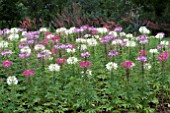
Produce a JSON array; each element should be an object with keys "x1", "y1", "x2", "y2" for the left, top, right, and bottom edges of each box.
[{"x1": 126, "y1": 68, "x2": 130, "y2": 82}]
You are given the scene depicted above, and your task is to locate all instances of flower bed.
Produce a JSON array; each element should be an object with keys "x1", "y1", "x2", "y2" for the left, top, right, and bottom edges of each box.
[{"x1": 0, "y1": 26, "x2": 169, "y2": 112}]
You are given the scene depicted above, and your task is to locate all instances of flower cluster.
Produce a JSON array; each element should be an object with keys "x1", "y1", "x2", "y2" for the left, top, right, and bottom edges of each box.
[
  {"x1": 106, "y1": 62, "x2": 118, "y2": 71},
  {"x1": 2, "y1": 60, "x2": 13, "y2": 68},
  {"x1": 23, "y1": 69, "x2": 35, "y2": 77},
  {"x1": 122, "y1": 61, "x2": 135, "y2": 69}
]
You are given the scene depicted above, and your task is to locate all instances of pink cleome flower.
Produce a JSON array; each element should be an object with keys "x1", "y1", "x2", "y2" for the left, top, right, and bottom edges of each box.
[
  {"x1": 51, "y1": 35, "x2": 60, "y2": 42},
  {"x1": 2, "y1": 60, "x2": 12, "y2": 68},
  {"x1": 158, "y1": 52, "x2": 168, "y2": 62},
  {"x1": 139, "y1": 50, "x2": 146, "y2": 55},
  {"x1": 79, "y1": 61, "x2": 91, "y2": 68},
  {"x1": 137, "y1": 56, "x2": 147, "y2": 62},
  {"x1": 23, "y1": 69, "x2": 35, "y2": 77},
  {"x1": 56, "y1": 58, "x2": 66, "y2": 65},
  {"x1": 122, "y1": 61, "x2": 135, "y2": 69}
]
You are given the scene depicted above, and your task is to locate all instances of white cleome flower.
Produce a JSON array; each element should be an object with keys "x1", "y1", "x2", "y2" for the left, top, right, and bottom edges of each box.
[
  {"x1": 48, "y1": 64, "x2": 60, "y2": 71},
  {"x1": 39, "y1": 27, "x2": 48, "y2": 32},
  {"x1": 66, "y1": 48, "x2": 76, "y2": 53},
  {"x1": 76, "y1": 38, "x2": 87, "y2": 43},
  {"x1": 8, "y1": 33, "x2": 19, "y2": 41},
  {"x1": 81, "y1": 69, "x2": 92, "y2": 76},
  {"x1": 126, "y1": 41, "x2": 136, "y2": 47},
  {"x1": 139, "y1": 26, "x2": 150, "y2": 34},
  {"x1": 97, "y1": 27, "x2": 108, "y2": 34},
  {"x1": 106, "y1": 62, "x2": 118, "y2": 71},
  {"x1": 10, "y1": 28, "x2": 19, "y2": 34},
  {"x1": 144, "y1": 63, "x2": 152, "y2": 70},
  {"x1": 149, "y1": 49, "x2": 158, "y2": 53},
  {"x1": 42, "y1": 50, "x2": 52, "y2": 55},
  {"x1": 56, "y1": 27, "x2": 67, "y2": 33},
  {"x1": 123, "y1": 39, "x2": 129, "y2": 42},
  {"x1": 78, "y1": 44, "x2": 88, "y2": 51},
  {"x1": 155, "y1": 32, "x2": 164, "y2": 39},
  {"x1": 109, "y1": 31, "x2": 118, "y2": 37},
  {"x1": 111, "y1": 39, "x2": 122, "y2": 45},
  {"x1": 34, "y1": 44, "x2": 45, "y2": 51},
  {"x1": 20, "y1": 46, "x2": 31, "y2": 53},
  {"x1": 160, "y1": 41, "x2": 169, "y2": 46},
  {"x1": 21, "y1": 31, "x2": 27, "y2": 36},
  {"x1": 20, "y1": 37, "x2": 27, "y2": 42},
  {"x1": 126, "y1": 33, "x2": 133, "y2": 38},
  {"x1": 87, "y1": 38, "x2": 98, "y2": 46},
  {"x1": 65, "y1": 27, "x2": 76, "y2": 35},
  {"x1": 92, "y1": 35, "x2": 100, "y2": 39},
  {"x1": 7, "y1": 76, "x2": 18, "y2": 85},
  {"x1": 119, "y1": 32, "x2": 126, "y2": 37},
  {"x1": 0, "y1": 41, "x2": 8, "y2": 48},
  {"x1": 67, "y1": 57, "x2": 78, "y2": 64},
  {"x1": 46, "y1": 34, "x2": 54, "y2": 39}
]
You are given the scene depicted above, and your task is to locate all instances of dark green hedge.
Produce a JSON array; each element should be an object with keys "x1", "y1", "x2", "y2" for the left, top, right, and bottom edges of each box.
[{"x1": 0, "y1": 0, "x2": 170, "y2": 33}]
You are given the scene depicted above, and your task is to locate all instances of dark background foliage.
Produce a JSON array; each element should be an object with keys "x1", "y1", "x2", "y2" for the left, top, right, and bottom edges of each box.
[{"x1": 0, "y1": 0, "x2": 170, "y2": 35}]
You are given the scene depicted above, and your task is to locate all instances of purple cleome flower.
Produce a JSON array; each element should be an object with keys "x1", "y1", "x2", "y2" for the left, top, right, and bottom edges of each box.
[
  {"x1": 137, "y1": 56, "x2": 147, "y2": 62},
  {"x1": 81, "y1": 52, "x2": 90, "y2": 58},
  {"x1": 108, "y1": 50, "x2": 119, "y2": 57}
]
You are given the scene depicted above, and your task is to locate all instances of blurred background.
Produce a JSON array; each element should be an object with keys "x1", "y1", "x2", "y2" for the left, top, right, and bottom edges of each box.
[{"x1": 0, "y1": 0, "x2": 170, "y2": 36}]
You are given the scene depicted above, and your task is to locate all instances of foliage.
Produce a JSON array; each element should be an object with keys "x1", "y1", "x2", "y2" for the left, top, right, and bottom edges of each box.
[{"x1": 0, "y1": 0, "x2": 24, "y2": 28}]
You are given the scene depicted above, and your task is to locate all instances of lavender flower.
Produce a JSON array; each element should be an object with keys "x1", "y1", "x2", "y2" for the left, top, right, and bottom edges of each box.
[
  {"x1": 136, "y1": 35, "x2": 148, "y2": 44},
  {"x1": 114, "y1": 27, "x2": 123, "y2": 32},
  {"x1": 108, "y1": 50, "x2": 119, "y2": 57},
  {"x1": 81, "y1": 52, "x2": 90, "y2": 58},
  {"x1": 19, "y1": 52, "x2": 31, "y2": 58},
  {"x1": 1, "y1": 50, "x2": 12, "y2": 56},
  {"x1": 137, "y1": 56, "x2": 147, "y2": 62}
]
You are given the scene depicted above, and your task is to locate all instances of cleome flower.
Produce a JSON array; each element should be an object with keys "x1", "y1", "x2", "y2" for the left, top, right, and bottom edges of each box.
[
  {"x1": 7, "y1": 76, "x2": 18, "y2": 85},
  {"x1": 0, "y1": 41, "x2": 8, "y2": 48},
  {"x1": 149, "y1": 49, "x2": 158, "y2": 54},
  {"x1": 139, "y1": 26, "x2": 150, "y2": 34},
  {"x1": 2, "y1": 60, "x2": 13, "y2": 68},
  {"x1": 1, "y1": 50, "x2": 13, "y2": 56},
  {"x1": 34, "y1": 44, "x2": 45, "y2": 51},
  {"x1": 48, "y1": 64, "x2": 60, "y2": 72},
  {"x1": 23, "y1": 69, "x2": 35, "y2": 77},
  {"x1": 79, "y1": 61, "x2": 91, "y2": 68},
  {"x1": 81, "y1": 52, "x2": 90, "y2": 58},
  {"x1": 106, "y1": 62, "x2": 118, "y2": 71},
  {"x1": 20, "y1": 46, "x2": 31, "y2": 54},
  {"x1": 66, "y1": 48, "x2": 76, "y2": 53},
  {"x1": 67, "y1": 57, "x2": 78, "y2": 64},
  {"x1": 158, "y1": 52, "x2": 168, "y2": 62},
  {"x1": 8, "y1": 33, "x2": 19, "y2": 41},
  {"x1": 155, "y1": 32, "x2": 165, "y2": 39},
  {"x1": 56, "y1": 58, "x2": 66, "y2": 65},
  {"x1": 144, "y1": 63, "x2": 152, "y2": 70},
  {"x1": 137, "y1": 56, "x2": 147, "y2": 62},
  {"x1": 87, "y1": 38, "x2": 98, "y2": 46},
  {"x1": 78, "y1": 44, "x2": 88, "y2": 51},
  {"x1": 122, "y1": 61, "x2": 135, "y2": 69}
]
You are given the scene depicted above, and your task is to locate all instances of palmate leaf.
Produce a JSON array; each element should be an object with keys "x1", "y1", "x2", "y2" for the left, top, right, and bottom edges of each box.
[
  {"x1": 144, "y1": 107, "x2": 155, "y2": 113},
  {"x1": 135, "y1": 103, "x2": 143, "y2": 109},
  {"x1": 86, "y1": 109, "x2": 96, "y2": 113}
]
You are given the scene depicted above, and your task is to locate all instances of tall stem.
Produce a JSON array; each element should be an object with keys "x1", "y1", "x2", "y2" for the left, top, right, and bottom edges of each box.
[{"x1": 126, "y1": 68, "x2": 130, "y2": 81}]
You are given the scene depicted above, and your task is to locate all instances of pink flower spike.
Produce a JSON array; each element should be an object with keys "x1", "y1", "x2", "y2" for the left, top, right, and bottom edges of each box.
[
  {"x1": 158, "y1": 52, "x2": 168, "y2": 62},
  {"x1": 56, "y1": 58, "x2": 66, "y2": 65},
  {"x1": 79, "y1": 61, "x2": 91, "y2": 68},
  {"x1": 23, "y1": 69, "x2": 35, "y2": 77},
  {"x1": 2, "y1": 60, "x2": 12, "y2": 68},
  {"x1": 139, "y1": 50, "x2": 146, "y2": 55},
  {"x1": 122, "y1": 61, "x2": 135, "y2": 69}
]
